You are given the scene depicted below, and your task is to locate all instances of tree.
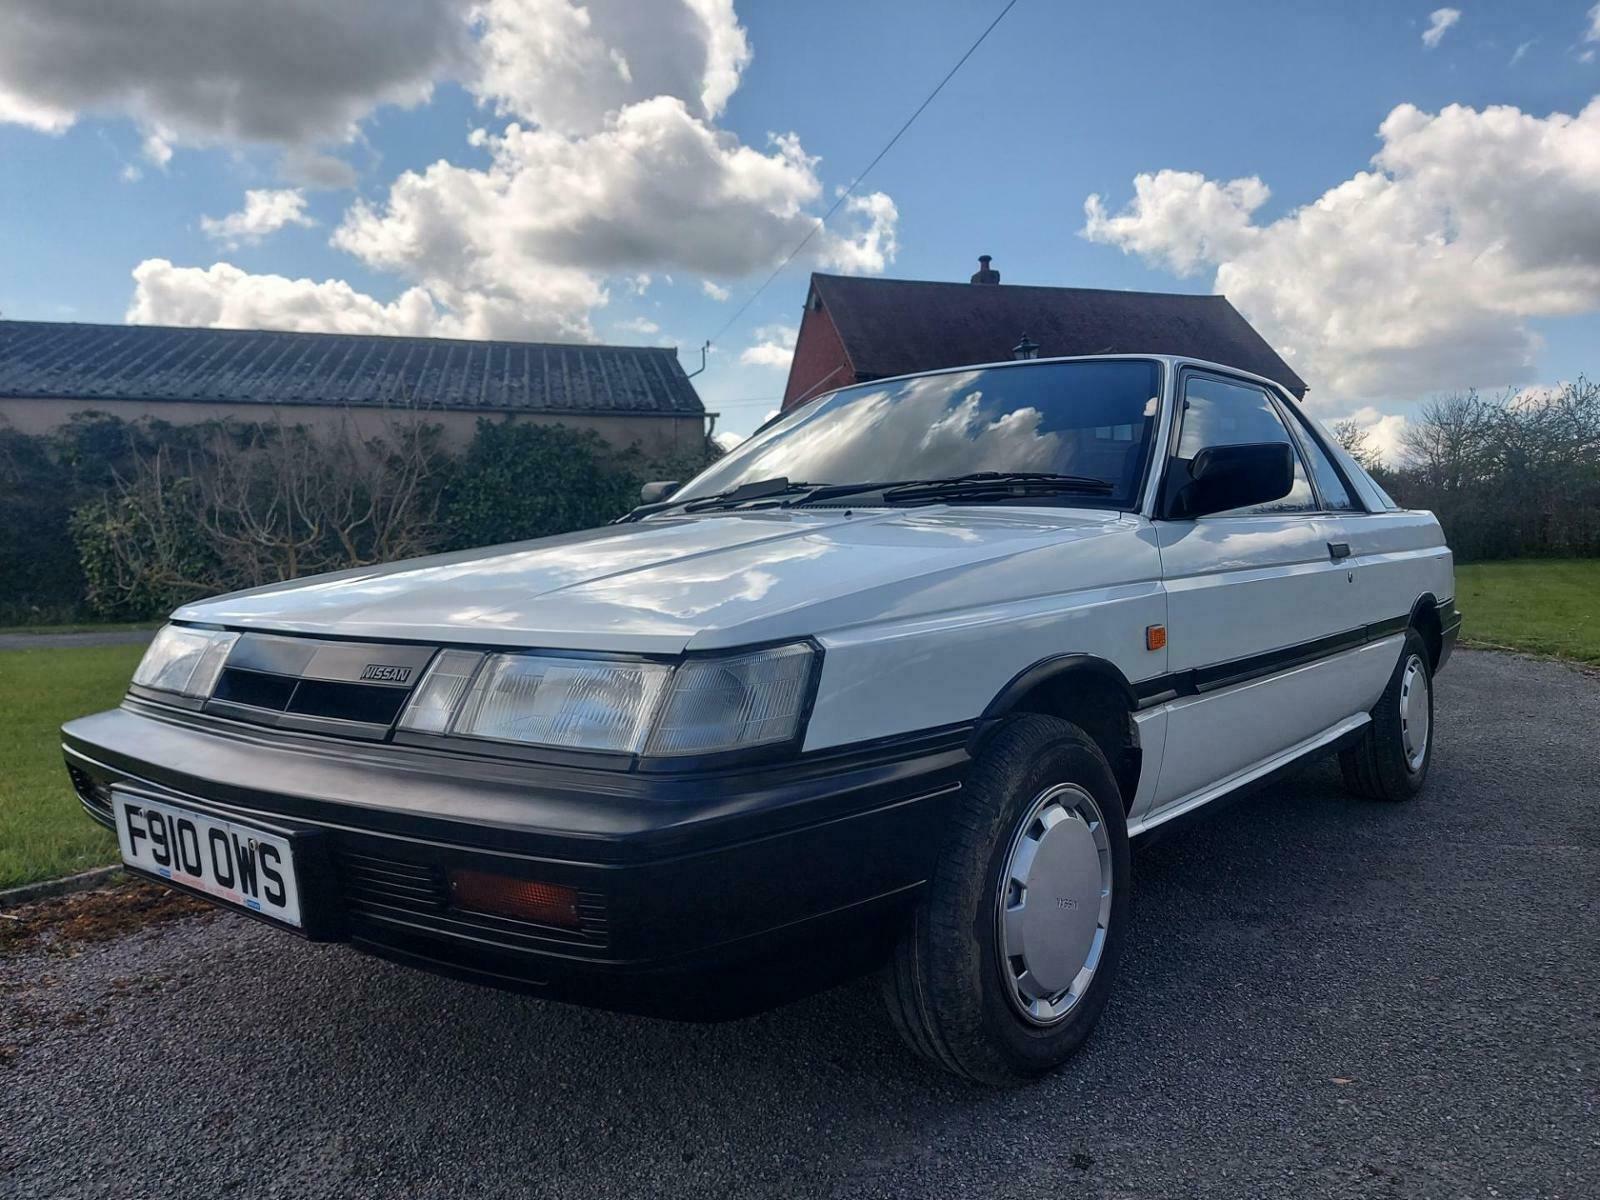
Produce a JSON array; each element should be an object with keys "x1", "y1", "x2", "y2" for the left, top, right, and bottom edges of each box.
[{"x1": 1329, "y1": 419, "x2": 1383, "y2": 473}]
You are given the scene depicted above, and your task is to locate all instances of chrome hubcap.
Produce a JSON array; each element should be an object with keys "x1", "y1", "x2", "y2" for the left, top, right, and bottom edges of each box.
[
  {"x1": 996, "y1": 783, "x2": 1113, "y2": 1026},
  {"x1": 1399, "y1": 654, "x2": 1431, "y2": 772}
]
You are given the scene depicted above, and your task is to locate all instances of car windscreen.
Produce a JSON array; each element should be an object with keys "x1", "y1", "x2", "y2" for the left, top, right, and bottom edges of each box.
[{"x1": 677, "y1": 359, "x2": 1162, "y2": 508}]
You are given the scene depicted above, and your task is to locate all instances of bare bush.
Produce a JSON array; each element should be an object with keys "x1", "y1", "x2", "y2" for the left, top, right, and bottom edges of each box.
[{"x1": 74, "y1": 409, "x2": 449, "y2": 616}]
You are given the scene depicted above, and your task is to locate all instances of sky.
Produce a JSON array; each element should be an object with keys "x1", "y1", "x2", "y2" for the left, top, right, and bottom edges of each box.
[{"x1": 3, "y1": 0, "x2": 1599, "y2": 454}]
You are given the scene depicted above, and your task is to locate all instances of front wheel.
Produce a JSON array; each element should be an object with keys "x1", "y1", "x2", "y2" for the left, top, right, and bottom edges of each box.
[
  {"x1": 881, "y1": 714, "x2": 1130, "y2": 1085},
  {"x1": 1339, "y1": 629, "x2": 1435, "y2": 802}
]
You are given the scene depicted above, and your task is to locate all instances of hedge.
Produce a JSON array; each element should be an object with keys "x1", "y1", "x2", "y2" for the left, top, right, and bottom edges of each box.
[{"x1": 0, "y1": 412, "x2": 719, "y2": 625}]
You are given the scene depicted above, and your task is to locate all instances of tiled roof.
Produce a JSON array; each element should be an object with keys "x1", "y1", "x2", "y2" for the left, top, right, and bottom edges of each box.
[
  {"x1": 810, "y1": 274, "x2": 1307, "y2": 396},
  {"x1": 0, "y1": 320, "x2": 704, "y2": 415}
]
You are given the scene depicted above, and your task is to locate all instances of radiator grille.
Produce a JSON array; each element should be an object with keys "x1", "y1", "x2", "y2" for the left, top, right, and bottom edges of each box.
[{"x1": 213, "y1": 667, "x2": 410, "y2": 727}]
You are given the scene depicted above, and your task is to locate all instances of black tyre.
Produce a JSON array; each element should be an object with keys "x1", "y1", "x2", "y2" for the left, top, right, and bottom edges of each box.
[
  {"x1": 1339, "y1": 629, "x2": 1434, "y2": 802},
  {"x1": 881, "y1": 714, "x2": 1131, "y2": 1085}
]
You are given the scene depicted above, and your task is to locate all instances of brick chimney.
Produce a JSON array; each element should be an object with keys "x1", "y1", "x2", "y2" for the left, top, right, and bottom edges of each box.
[{"x1": 969, "y1": 254, "x2": 1000, "y2": 285}]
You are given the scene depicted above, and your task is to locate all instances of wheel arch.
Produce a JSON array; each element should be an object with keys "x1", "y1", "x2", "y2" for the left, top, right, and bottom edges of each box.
[
  {"x1": 980, "y1": 654, "x2": 1142, "y2": 811},
  {"x1": 1408, "y1": 593, "x2": 1443, "y2": 670}
]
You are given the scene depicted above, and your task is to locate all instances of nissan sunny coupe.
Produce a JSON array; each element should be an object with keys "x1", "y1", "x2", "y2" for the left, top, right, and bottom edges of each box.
[{"x1": 64, "y1": 354, "x2": 1458, "y2": 1083}]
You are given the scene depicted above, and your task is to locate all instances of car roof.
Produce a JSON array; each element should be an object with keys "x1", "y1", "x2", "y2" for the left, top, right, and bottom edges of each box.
[{"x1": 818, "y1": 353, "x2": 1301, "y2": 403}]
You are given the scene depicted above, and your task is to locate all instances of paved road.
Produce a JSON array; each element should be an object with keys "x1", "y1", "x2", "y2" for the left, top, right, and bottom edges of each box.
[{"x1": 3, "y1": 649, "x2": 1596, "y2": 1199}]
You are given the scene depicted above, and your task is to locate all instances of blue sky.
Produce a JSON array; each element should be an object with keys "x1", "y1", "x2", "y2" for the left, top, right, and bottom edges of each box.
[{"x1": 3, "y1": 0, "x2": 1599, "y2": 447}]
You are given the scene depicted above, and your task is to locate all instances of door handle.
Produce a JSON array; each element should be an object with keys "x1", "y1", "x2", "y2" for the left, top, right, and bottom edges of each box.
[{"x1": 1327, "y1": 541, "x2": 1351, "y2": 561}]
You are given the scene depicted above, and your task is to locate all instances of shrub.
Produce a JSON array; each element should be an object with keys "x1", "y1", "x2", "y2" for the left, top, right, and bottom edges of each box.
[
  {"x1": 1380, "y1": 379, "x2": 1600, "y2": 562},
  {"x1": 60, "y1": 412, "x2": 721, "y2": 620},
  {"x1": 0, "y1": 411, "x2": 175, "y2": 624},
  {"x1": 70, "y1": 411, "x2": 450, "y2": 618},
  {"x1": 442, "y1": 420, "x2": 669, "y2": 550},
  {"x1": 0, "y1": 426, "x2": 85, "y2": 624}
]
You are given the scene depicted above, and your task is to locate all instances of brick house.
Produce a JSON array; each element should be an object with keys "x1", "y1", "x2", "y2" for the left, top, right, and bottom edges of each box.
[
  {"x1": 782, "y1": 256, "x2": 1306, "y2": 411},
  {"x1": 0, "y1": 320, "x2": 711, "y2": 459}
]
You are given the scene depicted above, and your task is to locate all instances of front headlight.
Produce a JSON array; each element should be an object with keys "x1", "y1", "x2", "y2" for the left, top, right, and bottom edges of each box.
[
  {"x1": 453, "y1": 654, "x2": 674, "y2": 753},
  {"x1": 398, "y1": 642, "x2": 817, "y2": 758},
  {"x1": 131, "y1": 625, "x2": 239, "y2": 699}
]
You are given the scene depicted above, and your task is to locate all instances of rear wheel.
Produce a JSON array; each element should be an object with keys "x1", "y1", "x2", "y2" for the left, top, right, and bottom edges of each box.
[
  {"x1": 1339, "y1": 628, "x2": 1434, "y2": 802},
  {"x1": 881, "y1": 714, "x2": 1130, "y2": 1085}
]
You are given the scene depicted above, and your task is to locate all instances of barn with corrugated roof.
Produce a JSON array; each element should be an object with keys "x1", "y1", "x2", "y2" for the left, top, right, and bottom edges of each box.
[{"x1": 0, "y1": 320, "x2": 710, "y2": 459}]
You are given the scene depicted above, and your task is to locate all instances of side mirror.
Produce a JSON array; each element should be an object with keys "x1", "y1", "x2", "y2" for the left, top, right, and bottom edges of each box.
[
  {"x1": 1169, "y1": 442, "x2": 1294, "y2": 519},
  {"x1": 639, "y1": 480, "x2": 680, "y2": 504}
]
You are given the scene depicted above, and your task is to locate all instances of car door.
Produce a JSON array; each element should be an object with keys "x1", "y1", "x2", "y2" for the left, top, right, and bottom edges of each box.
[
  {"x1": 1277, "y1": 400, "x2": 1454, "y2": 644},
  {"x1": 1144, "y1": 369, "x2": 1372, "y2": 818}
]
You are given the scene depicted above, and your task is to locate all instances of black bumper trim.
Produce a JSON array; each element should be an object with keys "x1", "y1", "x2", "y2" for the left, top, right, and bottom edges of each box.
[
  {"x1": 63, "y1": 707, "x2": 967, "y2": 1016},
  {"x1": 1436, "y1": 596, "x2": 1462, "y2": 670}
]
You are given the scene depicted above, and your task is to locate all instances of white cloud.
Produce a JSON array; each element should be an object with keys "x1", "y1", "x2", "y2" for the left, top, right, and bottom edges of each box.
[
  {"x1": 1339, "y1": 406, "x2": 1410, "y2": 466},
  {"x1": 120, "y1": 164, "x2": 142, "y2": 184},
  {"x1": 1081, "y1": 99, "x2": 1600, "y2": 407},
  {"x1": 200, "y1": 190, "x2": 317, "y2": 248},
  {"x1": 712, "y1": 429, "x2": 746, "y2": 451},
  {"x1": 471, "y1": 0, "x2": 750, "y2": 135},
  {"x1": 701, "y1": 280, "x2": 732, "y2": 301},
  {"x1": 0, "y1": 86, "x2": 74, "y2": 133},
  {"x1": 142, "y1": 133, "x2": 173, "y2": 168},
  {"x1": 1083, "y1": 173, "x2": 1268, "y2": 277},
  {"x1": 1510, "y1": 39, "x2": 1535, "y2": 66},
  {"x1": 0, "y1": 1, "x2": 472, "y2": 146},
  {"x1": 1588, "y1": 3, "x2": 1600, "y2": 43},
  {"x1": 330, "y1": 100, "x2": 896, "y2": 340},
  {"x1": 827, "y1": 192, "x2": 900, "y2": 275},
  {"x1": 615, "y1": 316, "x2": 661, "y2": 335},
  {"x1": 1422, "y1": 8, "x2": 1460, "y2": 49},
  {"x1": 740, "y1": 324, "x2": 797, "y2": 368},
  {"x1": 127, "y1": 259, "x2": 444, "y2": 336},
  {"x1": 28, "y1": 1, "x2": 897, "y2": 347},
  {"x1": 624, "y1": 273, "x2": 652, "y2": 296}
]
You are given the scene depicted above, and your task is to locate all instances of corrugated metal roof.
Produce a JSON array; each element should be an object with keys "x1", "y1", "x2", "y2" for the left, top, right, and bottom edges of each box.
[
  {"x1": 0, "y1": 320, "x2": 705, "y2": 415},
  {"x1": 810, "y1": 274, "x2": 1308, "y2": 396}
]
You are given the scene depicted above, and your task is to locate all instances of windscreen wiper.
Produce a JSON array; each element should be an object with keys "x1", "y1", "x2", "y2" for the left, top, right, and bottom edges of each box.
[
  {"x1": 622, "y1": 471, "x2": 1116, "y2": 522},
  {"x1": 879, "y1": 471, "x2": 1115, "y2": 505},
  {"x1": 619, "y1": 476, "x2": 815, "y2": 521}
]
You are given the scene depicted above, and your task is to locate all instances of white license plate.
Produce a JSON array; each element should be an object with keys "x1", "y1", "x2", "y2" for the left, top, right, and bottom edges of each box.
[{"x1": 113, "y1": 793, "x2": 303, "y2": 927}]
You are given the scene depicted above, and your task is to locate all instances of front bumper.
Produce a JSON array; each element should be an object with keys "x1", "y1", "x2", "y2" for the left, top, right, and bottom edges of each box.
[
  {"x1": 1437, "y1": 597, "x2": 1463, "y2": 671},
  {"x1": 64, "y1": 701, "x2": 970, "y2": 1019}
]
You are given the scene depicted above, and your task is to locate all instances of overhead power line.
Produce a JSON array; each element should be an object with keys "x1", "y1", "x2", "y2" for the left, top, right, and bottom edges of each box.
[{"x1": 706, "y1": 0, "x2": 1022, "y2": 350}]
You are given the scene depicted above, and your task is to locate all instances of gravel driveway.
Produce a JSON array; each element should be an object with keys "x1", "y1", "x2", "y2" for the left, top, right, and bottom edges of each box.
[{"x1": 3, "y1": 649, "x2": 1596, "y2": 1199}]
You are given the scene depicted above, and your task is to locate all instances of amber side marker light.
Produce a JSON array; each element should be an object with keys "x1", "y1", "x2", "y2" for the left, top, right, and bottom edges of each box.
[
  {"x1": 448, "y1": 869, "x2": 581, "y2": 929},
  {"x1": 1145, "y1": 624, "x2": 1167, "y2": 652}
]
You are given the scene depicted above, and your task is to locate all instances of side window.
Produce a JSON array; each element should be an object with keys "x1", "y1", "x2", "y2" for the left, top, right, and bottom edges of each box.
[
  {"x1": 1282, "y1": 407, "x2": 1362, "y2": 512},
  {"x1": 1173, "y1": 376, "x2": 1315, "y2": 516}
]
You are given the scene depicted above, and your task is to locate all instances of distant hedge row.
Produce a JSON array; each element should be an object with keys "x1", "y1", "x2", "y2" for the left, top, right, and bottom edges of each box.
[
  {"x1": 1338, "y1": 377, "x2": 1600, "y2": 563},
  {"x1": 0, "y1": 411, "x2": 719, "y2": 625}
]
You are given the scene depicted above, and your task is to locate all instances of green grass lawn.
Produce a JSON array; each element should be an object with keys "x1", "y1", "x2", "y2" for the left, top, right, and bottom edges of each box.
[
  {"x1": 0, "y1": 644, "x2": 143, "y2": 890},
  {"x1": 1455, "y1": 559, "x2": 1600, "y2": 664}
]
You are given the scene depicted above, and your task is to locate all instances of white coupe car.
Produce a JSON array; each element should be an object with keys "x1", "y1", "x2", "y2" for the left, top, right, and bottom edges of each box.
[{"x1": 65, "y1": 354, "x2": 1458, "y2": 1084}]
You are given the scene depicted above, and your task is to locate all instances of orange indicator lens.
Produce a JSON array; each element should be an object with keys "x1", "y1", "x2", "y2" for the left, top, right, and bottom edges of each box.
[{"x1": 448, "y1": 869, "x2": 581, "y2": 928}]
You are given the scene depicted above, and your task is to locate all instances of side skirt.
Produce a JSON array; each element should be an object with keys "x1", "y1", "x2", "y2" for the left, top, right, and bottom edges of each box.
[{"x1": 1126, "y1": 713, "x2": 1369, "y2": 840}]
